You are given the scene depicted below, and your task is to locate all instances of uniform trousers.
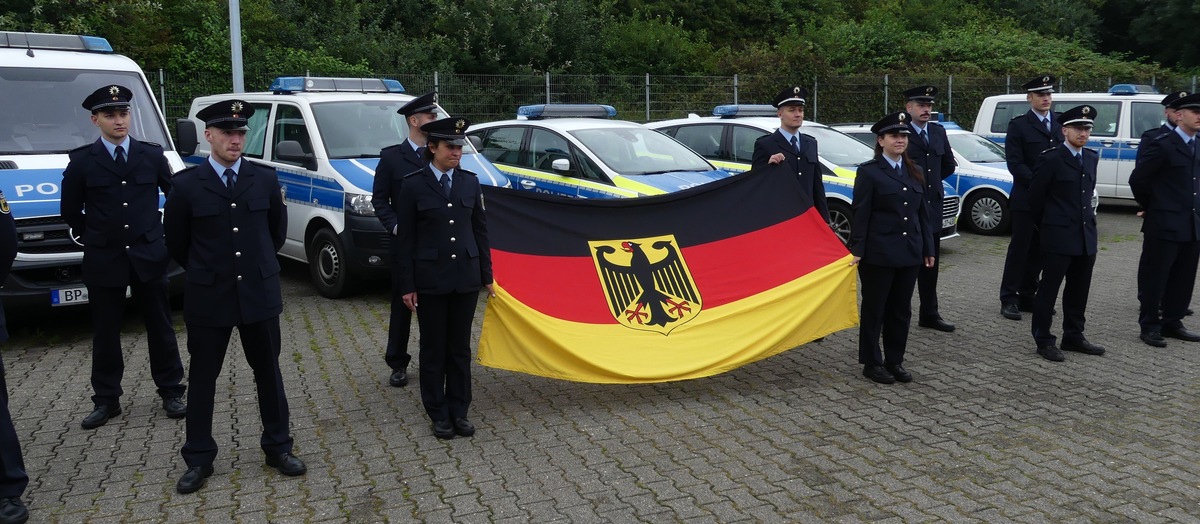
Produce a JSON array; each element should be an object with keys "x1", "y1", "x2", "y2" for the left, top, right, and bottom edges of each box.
[
  {"x1": 917, "y1": 236, "x2": 940, "y2": 317},
  {"x1": 0, "y1": 354, "x2": 26, "y2": 498},
  {"x1": 1137, "y1": 236, "x2": 1200, "y2": 332},
  {"x1": 416, "y1": 291, "x2": 479, "y2": 422},
  {"x1": 1032, "y1": 252, "x2": 1096, "y2": 347},
  {"x1": 181, "y1": 317, "x2": 292, "y2": 468},
  {"x1": 88, "y1": 272, "x2": 185, "y2": 407},
  {"x1": 385, "y1": 262, "x2": 413, "y2": 371},
  {"x1": 858, "y1": 264, "x2": 919, "y2": 367},
  {"x1": 1000, "y1": 210, "x2": 1042, "y2": 307}
]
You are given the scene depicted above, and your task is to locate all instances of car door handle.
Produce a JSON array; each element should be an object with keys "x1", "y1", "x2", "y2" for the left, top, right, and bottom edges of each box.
[
  {"x1": 520, "y1": 180, "x2": 536, "y2": 189},
  {"x1": 1100, "y1": 140, "x2": 1115, "y2": 147}
]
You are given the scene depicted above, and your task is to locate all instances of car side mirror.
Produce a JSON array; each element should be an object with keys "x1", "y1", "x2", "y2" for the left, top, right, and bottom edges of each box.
[
  {"x1": 175, "y1": 119, "x2": 197, "y2": 157},
  {"x1": 551, "y1": 158, "x2": 571, "y2": 172},
  {"x1": 276, "y1": 140, "x2": 316, "y2": 171}
]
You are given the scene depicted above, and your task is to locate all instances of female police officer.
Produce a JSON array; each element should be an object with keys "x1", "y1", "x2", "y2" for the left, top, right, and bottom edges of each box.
[
  {"x1": 393, "y1": 117, "x2": 493, "y2": 439},
  {"x1": 849, "y1": 112, "x2": 935, "y2": 384}
]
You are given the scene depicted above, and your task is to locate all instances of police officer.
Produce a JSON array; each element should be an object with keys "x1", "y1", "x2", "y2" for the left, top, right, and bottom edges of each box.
[
  {"x1": 1140, "y1": 91, "x2": 1185, "y2": 143},
  {"x1": 1129, "y1": 92, "x2": 1200, "y2": 347},
  {"x1": 1028, "y1": 105, "x2": 1105, "y2": 362},
  {"x1": 164, "y1": 100, "x2": 305, "y2": 493},
  {"x1": 1000, "y1": 75, "x2": 1062, "y2": 321},
  {"x1": 751, "y1": 86, "x2": 830, "y2": 223},
  {"x1": 0, "y1": 191, "x2": 29, "y2": 524},
  {"x1": 60, "y1": 85, "x2": 186, "y2": 429},
  {"x1": 394, "y1": 117, "x2": 493, "y2": 439},
  {"x1": 371, "y1": 92, "x2": 439, "y2": 388},
  {"x1": 903, "y1": 86, "x2": 957, "y2": 332},
  {"x1": 849, "y1": 112, "x2": 935, "y2": 385}
]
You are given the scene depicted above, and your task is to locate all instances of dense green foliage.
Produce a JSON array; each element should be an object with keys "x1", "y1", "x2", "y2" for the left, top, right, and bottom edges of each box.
[{"x1": 0, "y1": 0, "x2": 1195, "y2": 80}]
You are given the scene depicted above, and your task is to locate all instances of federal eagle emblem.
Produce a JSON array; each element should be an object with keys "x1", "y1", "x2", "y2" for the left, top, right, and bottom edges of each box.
[
  {"x1": 0, "y1": 190, "x2": 8, "y2": 214},
  {"x1": 590, "y1": 235, "x2": 701, "y2": 335}
]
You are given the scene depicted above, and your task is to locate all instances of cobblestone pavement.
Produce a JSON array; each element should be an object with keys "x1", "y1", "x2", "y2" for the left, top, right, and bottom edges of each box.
[{"x1": 5, "y1": 202, "x2": 1200, "y2": 523}]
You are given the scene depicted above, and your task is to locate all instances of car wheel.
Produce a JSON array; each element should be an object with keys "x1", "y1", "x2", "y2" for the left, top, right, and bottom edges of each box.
[
  {"x1": 827, "y1": 200, "x2": 853, "y2": 246},
  {"x1": 308, "y1": 228, "x2": 357, "y2": 298},
  {"x1": 964, "y1": 189, "x2": 1010, "y2": 235}
]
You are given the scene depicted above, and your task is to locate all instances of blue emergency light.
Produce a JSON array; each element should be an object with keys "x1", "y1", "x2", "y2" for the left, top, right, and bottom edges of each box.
[
  {"x1": 712, "y1": 105, "x2": 777, "y2": 118},
  {"x1": 1109, "y1": 84, "x2": 1158, "y2": 95},
  {"x1": 269, "y1": 76, "x2": 405, "y2": 94},
  {"x1": 0, "y1": 32, "x2": 113, "y2": 52},
  {"x1": 517, "y1": 104, "x2": 617, "y2": 119}
]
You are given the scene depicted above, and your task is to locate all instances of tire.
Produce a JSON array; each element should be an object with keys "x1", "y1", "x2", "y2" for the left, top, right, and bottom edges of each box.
[
  {"x1": 963, "y1": 189, "x2": 1011, "y2": 235},
  {"x1": 307, "y1": 228, "x2": 358, "y2": 298},
  {"x1": 827, "y1": 200, "x2": 853, "y2": 246}
]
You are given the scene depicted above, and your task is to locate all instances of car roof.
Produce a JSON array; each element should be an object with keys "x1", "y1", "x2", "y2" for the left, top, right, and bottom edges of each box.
[
  {"x1": 470, "y1": 118, "x2": 648, "y2": 132},
  {"x1": 982, "y1": 92, "x2": 1163, "y2": 102},
  {"x1": 193, "y1": 91, "x2": 415, "y2": 105},
  {"x1": 647, "y1": 116, "x2": 834, "y2": 131}
]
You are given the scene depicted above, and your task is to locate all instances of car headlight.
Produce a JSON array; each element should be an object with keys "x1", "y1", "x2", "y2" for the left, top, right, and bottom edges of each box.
[{"x1": 346, "y1": 193, "x2": 376, "y2": 216}]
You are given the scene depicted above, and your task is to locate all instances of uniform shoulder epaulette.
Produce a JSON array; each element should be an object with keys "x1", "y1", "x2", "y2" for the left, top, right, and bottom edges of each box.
[
  {"x1": 69, "y1": 143, "x2": 91, "y2": 153},
  {"x1": 856, "y1": 158, "x2": 881, "y2": 168},
  {"x1": 402, "y1": 168, "x2": 424, "y2": 178},
  {"x1": 380, "y1": 144, "x2": 403, "y2": 153},
  {"x1": 137, "y1": 140, "x2": 162, "y2": 148},
  {"x1": 1039, "y1": 146, "x2": 1057, "y2": 156},
  {"x1": 242, "y1": 158, "x2": 276, "y2": 172}
]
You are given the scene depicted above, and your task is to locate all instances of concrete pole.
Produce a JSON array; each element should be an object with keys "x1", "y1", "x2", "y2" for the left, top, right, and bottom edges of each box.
[{"x1": 229, "y1": 0, "x2": 245, "y2": 93}]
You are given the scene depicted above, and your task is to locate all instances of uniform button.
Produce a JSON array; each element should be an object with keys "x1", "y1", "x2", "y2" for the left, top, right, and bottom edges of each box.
[
  {"x1": 231, "y1": 203, "x2": 237, "y2": 209},
  {"x1": 447, "y1": 203, "x2": 453, "y2": 208},
  {"x1": 903, "y1": 201, "x2": 908, "y2": 206},
  {"x1": 902, "y1": 187, "x2": 907, "y2": 191},
  {"x1": 233, "y1": 227, "x2": 239, "y2": 233},
  {"x1": 450, "y1": 237, "x2": 456, "y2": 242},
  {"x1": 451, "y1": 254, "x2": 457, "y2": 259},
  {"x1": 902, "y1": 232, "x2": 908, "y2": 236},
  {"x1": 124, "y1": 224, "x2": 129, "y2": 229},
  {"x1": 449, "y1": 220, "x2": 455, "y2": 225},
  {"x1": 903, "y1": 217, "x2": 908, "y2": 221},
  {"x1": 237, "y1": 275, "x2": 243, "y2": 281},
  {"x1": 122, "y1": 202, "x2": 128, "y2": 208},
  {"x1": 125, "y1": 245, "x2": 130, "y2": 249},
  {"x1": 120, "y1": 181, "x2": 127, "y2": 186},
  {"x1": 235, "y1": 251, "x2": 242, "y2": 257}
]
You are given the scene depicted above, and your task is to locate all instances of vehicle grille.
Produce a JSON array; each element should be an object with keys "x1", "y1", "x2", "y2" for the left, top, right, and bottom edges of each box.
[
  {"x1": 942, "y1": 195, "x2": 962, "y2": 221},
  {"x1": 16, "y1": 216, "x2": 83, "y2": 255}
]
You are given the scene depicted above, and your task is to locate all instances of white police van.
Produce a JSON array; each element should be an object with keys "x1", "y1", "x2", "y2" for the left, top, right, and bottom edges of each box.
[
  {"x1": 0, "y1": 32, "x2": 185, "y2": 308},
  {"x1": 178, "y1": 77, "x2": 509, "y2": 298},
  {"x1": 974, "y1": 84, "x2": 1167, "y2": 200}
]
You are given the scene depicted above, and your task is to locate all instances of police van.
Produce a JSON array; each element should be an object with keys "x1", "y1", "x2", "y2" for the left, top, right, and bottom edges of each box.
[
  {"x1": 974, "y1": 85, "x2": 1167, "y2": 200},
  {"x1": 178, "y1": 77, "x2": 509, "y2": 298},
  {"x1": 0, "y1": 32, "x2": 185, "y2": 308}
]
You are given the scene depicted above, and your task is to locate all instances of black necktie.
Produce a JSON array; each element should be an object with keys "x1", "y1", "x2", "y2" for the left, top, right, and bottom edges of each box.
[
  {"x1": 416, "y1": 145, "x2": 426, "y2": 162},
  {"x1": 440, "y1": 174, "x2": 451, "y2": 197},
  {"x1": 1191, "y1": 139, "x2": 1196, "y2": 157},
  {"x1": 223, "y1": 168, "x2": 236, "y2": 190},
  {"x1": 114, "y1": 145, "x2": 126, "y2": 167},
  {"x1": 1044, "y1": 117, "x2": 1051, "y2": 132},
  {"x1": 920, "y1": 130, "x2": 929, "y2": 145},
  {"x1": 790, "y1": 135, "x2": 800, "y2": 154},
  {"x1": 895, "y1": 163, "x2": 903, "y2": 177},
  {"x1": 1075, "y1": 152, "x2": 1083, "y2": 170}
]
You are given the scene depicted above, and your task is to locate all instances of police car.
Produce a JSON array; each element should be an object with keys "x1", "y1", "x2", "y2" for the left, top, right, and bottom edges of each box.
[
  {"x1": 974, "y1": 84, "x2": 1166, "y2": 200},
  {"x1": 466, "y1": 104, "x2": 734, "y2": 198},
  {"x1": 0, "y1": 32, "x2": 185, "y2": 308},
  {"x1": 647, "y1": 105, "x2": 963, "y2": 244},
  {"x1": 178, "y1": 77, "x2": 509, "y2": 298},
  {"x1": 832, "y1": 122, "x2": 1014, "y2": 235}
]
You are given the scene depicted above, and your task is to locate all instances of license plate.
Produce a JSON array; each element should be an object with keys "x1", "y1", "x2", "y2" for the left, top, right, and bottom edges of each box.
[
  {"x1": 50, "y1": 286, "x2": 131, "y2": 306},
  {"x1": 942, "y1": 218, "x2": 955, "y2": 228}
]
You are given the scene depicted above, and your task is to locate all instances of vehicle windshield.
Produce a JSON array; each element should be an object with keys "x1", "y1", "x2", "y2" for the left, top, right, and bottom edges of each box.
[
  {"x1": 569, "y1": 126, "x2": 713, "y2": 176},
  {"x1": 0, "y1": 67, "x2": 170, "y2": 154},
  {"x1": 801, "y1": 125, "x2": 874, "y2": 167},
  {"x1": 948, "y1": 132, "x2": 1006, "y2": 163},
  {"x1": 310, "y1": 101, "x2": 466, "y2": 158}
]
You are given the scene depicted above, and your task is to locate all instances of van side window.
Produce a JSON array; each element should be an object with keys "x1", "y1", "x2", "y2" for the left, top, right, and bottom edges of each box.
[
  {"x1": 672, "y1": 125, "x2": 724, "y2": 159},
  {"x1": 1054, "y1": 101, "x2": 1120, "y2": 138},
  {"x1": 1131, "y1": 102, "x2": 1165, "y2": 139},
  {"x1": 990, "y1": 102, "x2": 1025, "y2": 134},
  {"x1": 241, "y1": 103, "x2": 270, "y2": 159},
  {"x1": 272, "y1": 105, "x2": 314, "y2": 167}
]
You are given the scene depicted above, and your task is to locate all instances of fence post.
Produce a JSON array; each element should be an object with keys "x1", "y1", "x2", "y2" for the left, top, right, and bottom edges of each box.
[
  {"x1": 545, "y1": 72, "x2": 550, "y2": 103},
  {"x1": 1152, "y1": 74, "x2": 1156, "y2": 88},
  {"x1": 158, "y1": 68, "x2": 166, "y2": 117},
  {"x1": 883, "y1": 74, "x2": 889, "y2": 115},
  {"x1": 1193, "y1": 75, "x2": 1197, "y2": 93},
  {"x1": 812, "y1": 78, "x2": 818, "y2": 121},
  {"x1": 645, "y1": 73, "x2": 651, "y2": 122},
  {"x1": 434, "y1": 71, "x2": 439, "y2": 94},
  {"x1": 733, "y1": 74, "x2": 739, "y2": 105},
  {"x1": 1006, "y1": 75, "x2": 1010, "y2": 95},
  {"x1": 947, "y1": 75, "x2": 953, "y2": 119}
]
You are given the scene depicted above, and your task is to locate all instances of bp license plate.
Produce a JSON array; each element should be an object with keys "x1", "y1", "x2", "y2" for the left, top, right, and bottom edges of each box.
[{"x1": 50, "y1": 286, "x2": 130, "y2": 306}]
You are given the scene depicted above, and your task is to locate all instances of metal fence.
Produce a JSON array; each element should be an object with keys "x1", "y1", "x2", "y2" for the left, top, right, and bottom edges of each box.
[{"x1": 157, "y1": 70, "x2": 1200, "y2": 131}]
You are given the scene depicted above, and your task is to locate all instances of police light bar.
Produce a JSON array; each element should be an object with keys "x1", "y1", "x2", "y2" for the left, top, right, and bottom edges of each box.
[
  {"x1": 1109, "y1": 84, "x2": 1158, "y2": 95},
  {"x1": 517, "y1": 104, "x2": 617, "y2": 119},
  {"x1": 0, "y1": 32, "x2": 113, "y2": 53},
  {"x1": 269, "y1": 77, "x2": 405, "y2": 94},
  {"x1": 712, "y1": 105, "x2": 777, "y2": 117}
]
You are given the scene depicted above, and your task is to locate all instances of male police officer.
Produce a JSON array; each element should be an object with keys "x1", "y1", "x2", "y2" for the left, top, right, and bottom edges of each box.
[
  {"x1": 1000, "y1": 75, "x2": 1062, "y2": 321},
  {"x1": 903, "y1": 86, "x2": 957, "y2": 332},
  {"x1": 0, "y1": 191, "x2": 29, "y2": 524},
  {"x1": 751, "y1": 86, "x2": 830, "y2": 222},
  {"x1": 164, "y1": 100, "x2": 304, "y2": 494},
  {"x1": 1140, "y1": 91, "x2": 1185, "y2": 144},
  {"x1": 61, "y1": 85, "x2": 186, "y2": 429},
  {"x1": 1129, "y1": 92, "x2": 1200, "y2": 347},
  {"x1": 371, "y1": 92, "x2": 439, "y2": 388},
  {"x1": 1028, "y1": 105, "x2": 1105, "y2": 362}
]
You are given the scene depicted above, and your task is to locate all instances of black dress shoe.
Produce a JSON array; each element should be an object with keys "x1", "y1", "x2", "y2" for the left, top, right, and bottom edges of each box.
[
  {"x1": 1162, "y1": 326, "x2": 1200, "y2": 342},
  {"x1": 452, "y1": 418, "x2": 475, "y2": 437},
  {"x1": 1001, "y1": 304, "x2": 1022, "y2": 321},
  {"x1": 1140, "y1": 331, "x2": 1168, "y2": 348},
  {"x1": 432, "y1": 420, "x2": 455, "y2": 439},
  {"x1": 862, "y1": 365, "x2": 895, "y2": 384},
  {"x1": 1061, "y1": 338, "x2": 1105, "y2": 355},
  {"x1": 389, "y1": 369, "x2": 408, "y2": 387},
  {"x1": 884, "y1": 364, "x2": 913, "y2": 383},
  {"x1": 918, "y1": 316, "x2": 955, "y2": 332},
  {"x1": 81, "y1": 404, "x2": 121, "y2": 429},
  {"x1": 1037, "y1": 344, "x2": 1065, "y2": 362},
  {"x1": 163, "y1": 397, "x2": 187, "y2": 419},
  {"x1": 0, "y1": 496, "x2": 27, "y2": 524},
  {"x1": 265, "y1": 452, "x2": 307, "y2": 476},
  {"x1": 175, "y1": 465, "x2": 214, "y2": 494}
]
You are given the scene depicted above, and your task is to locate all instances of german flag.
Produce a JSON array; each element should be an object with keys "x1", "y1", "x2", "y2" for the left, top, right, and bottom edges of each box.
[{"x1": 478, "y1": 164, "x2": 858, "y2": 383}]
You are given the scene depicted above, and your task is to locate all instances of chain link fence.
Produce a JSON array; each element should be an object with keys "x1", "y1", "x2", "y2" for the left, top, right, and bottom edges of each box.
[{"x1": 157, "y1": 70, "x2": 1200, "y2": 131}]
